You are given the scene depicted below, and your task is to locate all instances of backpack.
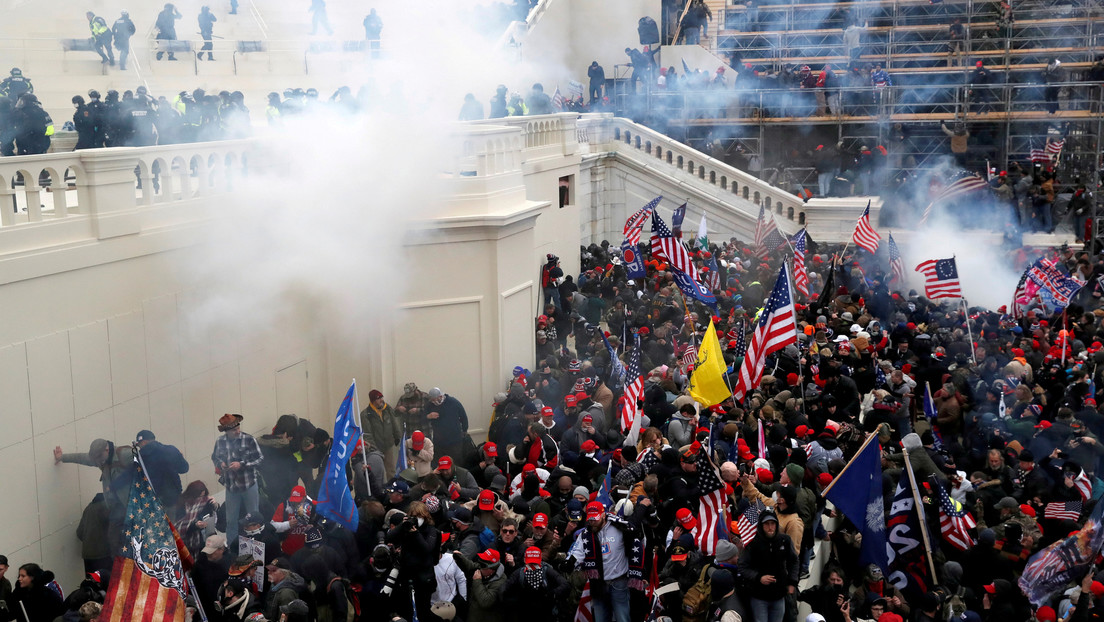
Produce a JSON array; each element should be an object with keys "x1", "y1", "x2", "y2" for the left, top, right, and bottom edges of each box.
[
  {"x1": 681, "y1": 566, "x2": 712, "y2": 622},
  {"x1": 323, "y1": 577, "x2": 358, "y2": 622},
  {"x1": 946, "y1": 586, "x2": 967, "y2": 619},
  {"x1": 541, "y1": 263, "x2": 552, "y2": 288}
]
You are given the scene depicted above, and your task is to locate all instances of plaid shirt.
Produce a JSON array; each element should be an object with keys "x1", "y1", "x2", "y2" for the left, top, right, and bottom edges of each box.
[{"x1": 210, "y1": 432, "x2": 264, "y2": 492}]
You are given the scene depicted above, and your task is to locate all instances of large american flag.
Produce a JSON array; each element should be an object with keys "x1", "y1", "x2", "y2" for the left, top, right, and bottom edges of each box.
[
  {"x1": 792, "y1": 228, "x2": 809, "y2": 297},
  {"x1": 1010, "y1": 268, "x2": 1030, "y2": 319},
  {"x1": 625, "y1": 196, "x2": 661, "y2": 246},
  {"x1": 1073, "y1": 469, "x2": 1093, "y2": 501},
  {"x1": 677, "y1": 337, "x2": 698, "y2": 369},
  {"x1": 692, "y1": 453, "x2": 729, "y2": 555},
  {"x1": 888, "y1": 233, "x2": 905, "y2": 285},
  {"x1": 733, "y1": 265, "x2": 797, "y2": 401},
  {"x1": 101, "y1": 460, "x2": 190, "y2": 622},
  {"x1": 754, "y1": 205, "x2": 780, "y2": 258},
  {"x1": 933, "y1": 476, "x2": 975, "y2": 551},
  {"x1": 651, "y1": 210, "x2": 700, "y2": 282},
  {"x1": 620, "y1": 336, "x2": 644, "y2": 433},
  {"x1": 1044, "y1": 500, "x2": 1082, "y2": 521},
  {"x1": 732, "y1": 320, "x2": 747, "y2": 357},
  {"x1": 915, "y1": 257, "x2": 963, "y2": 299},
  {"x1": 734, "y1": 500, "x2": 764, "y2": 545},
  {"x1": 574, "y1": 580, "x2": 595, "y2": 622},
  {"x1": 552, "y1": 87, "x2": 565, "y2": 111},
  {"x1": 852, "y1": 201, "x2": 881, "y2": 254},
  {"x1": 1030, "y1": 139, "x2": 1065, "y2": 163},
  {"x1": 920, "y1": 172, "x2": 989, "y2": 224}
]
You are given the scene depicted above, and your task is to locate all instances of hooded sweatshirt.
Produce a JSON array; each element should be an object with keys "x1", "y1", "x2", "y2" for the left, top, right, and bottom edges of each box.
[{"x1": 737, "y1": 510, "x2": 798, "y2": 601}]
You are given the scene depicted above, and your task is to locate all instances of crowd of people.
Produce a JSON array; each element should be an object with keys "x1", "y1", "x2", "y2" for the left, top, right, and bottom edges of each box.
[{"x1": 8, "y1": 214, "x2": 1104, "y2": 622}]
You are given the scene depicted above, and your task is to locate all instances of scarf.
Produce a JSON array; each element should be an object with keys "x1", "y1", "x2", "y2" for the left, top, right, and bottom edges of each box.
[
  {"x1": 523, "y1": 564, "x2": 545, "y2": 590},
  {"x1": 371, "y1": 402, "x2": 386, "y2": 419},
  {"x1": 180, "y1": 500, "x2": 214, "y2": 552},
  {"x1": 578, "y1": 516, "x2": 647, "y2": 590}
]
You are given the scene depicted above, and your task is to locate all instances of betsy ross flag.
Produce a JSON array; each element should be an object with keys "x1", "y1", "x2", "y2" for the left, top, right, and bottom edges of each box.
[
  {"x1": 792, "y1": 228, "x2": 809, "y2": 297},
  {"x1": 888, "y1": 234, "x2": 905, "y2": 285},
  {"x1": 733, "y1": 265, "x2": 797, "y2": 401},
  {"x1": 651, "y1": 210, "x2": 700, "y2": 282},
  {"x1": 620, "y1": 336, "x2": 644, "y2": 436},
  {"x1": 574, "y1": 580, "x2": 595, "y2": 622},
  {"x1": 920, "y1": 171, "x2": 989, "y2": 224},
  {"x1": 932, "y1": 476, "x2": 975, "y2": 551},
  {"x1": 692, "y1": 451, "x2": 729, "y2": 555},
  {"x1": 1044, "y1": 500, "x2": 1083, "y2": 521},
  {"x1": 852, "y1": 201, "x2": 881, "y2": 254},
  {"x1": 915, "y1": 258, "x2": 963, "y2": 299},
  {"x1": 734, "y1": 500, "x2": 764, "y2": 545},
  {"x1": 625, "y1": 196, "x2": 661, "y2": 246},
  {"x1": 100, "y1": 459, "x2": 190, "y2": 622}
]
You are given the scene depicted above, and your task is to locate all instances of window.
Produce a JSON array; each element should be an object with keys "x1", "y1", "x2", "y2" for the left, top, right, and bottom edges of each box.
[{"x1": 558, "y1": 175, "x2": 574, "y2": 207}]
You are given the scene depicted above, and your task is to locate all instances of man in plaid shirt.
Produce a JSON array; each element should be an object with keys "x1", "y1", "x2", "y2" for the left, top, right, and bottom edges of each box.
[{"x1": 211, "y1": 413, "x2": 263, "y2": 546}]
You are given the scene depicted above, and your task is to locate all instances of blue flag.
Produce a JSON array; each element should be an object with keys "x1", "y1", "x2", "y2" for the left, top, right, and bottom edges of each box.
[
  {"x1": 395, "y1": 424, "x2": 408, "y2": 473},
  {"x1": 621, "y1": 239, "x2": 646, "y2": 280},
  {"x1": 316, "y1": 381, "x2": 361, "y2": 531},
  {"x1": 886, "y1": 467, "x2": 933, "y2": 598},
  {"x1": 671, "y1": 265, "x2": 718, "y2": 310},
  {"x1": 922, "y1": 385, "x2": 944, "y2": 450},
  {"x1": 824, "y1": 437, "x2": 888, "y2": 570},
  {"x1": 596, "y1": 461, "x2": 614, "y2": 508},
  {"x1": 671, "y1": 202, "x2": 687, "y2": 237},
  {"x1": 601, "y1": 331, "x2": 626, "y2": 387}
]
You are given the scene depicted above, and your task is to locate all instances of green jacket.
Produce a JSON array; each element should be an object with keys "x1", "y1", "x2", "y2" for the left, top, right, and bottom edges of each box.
[
  {"x1": 61, "y1": 441, "x2": 136, "y2": 509},
  {"x1": 360, "y1": 403, "x2": 402, "y2": 451}
]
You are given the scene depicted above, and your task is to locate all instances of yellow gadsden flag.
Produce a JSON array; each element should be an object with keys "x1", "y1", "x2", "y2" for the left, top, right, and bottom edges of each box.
[{"x1": 687, "y1": 319, "x2": 732, "y2": 407}]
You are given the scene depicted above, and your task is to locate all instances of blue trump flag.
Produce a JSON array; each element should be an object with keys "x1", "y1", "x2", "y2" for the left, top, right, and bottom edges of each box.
[
  {"x1": 621, "y1": 239, "x2": 646, "y2": 280},
  {"x1": 824, "y1": 435, "x2": 888, "y2": 570},
  {"x1": 316, "y1": 381, "x2": 361, "y2": 531},
  {"x1": 671, "y1": 265, "x2": 718, "y2": 310}
]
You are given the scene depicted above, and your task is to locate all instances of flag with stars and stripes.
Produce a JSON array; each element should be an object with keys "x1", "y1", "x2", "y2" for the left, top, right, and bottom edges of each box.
[
  {"x1": 732, "y1": 321, "x2": 747, "y2": 357},
  {"x1": 1011, "y1": 268, "x2": 1030, "y2": 319},
  {"x1": 692, "y1": 452, "x2": 729, "y2": 555},
  {"x1": 574, "y1": 580, "x2": 595, "y2": 622},
  {"x1": 734, "y1": 500, "x2": 764, "y2": 546},
  {"x1": 888, "y1": 234, "x2": 905, "y2": 285},
  {"x1": 100, "y1": 459, "x2": 190, "y2": 622},
  {"x1": 1043, "y1": 500, "x2": 1083, "y2": 522},
  {"x1": 624, "y1": 196, "x2": 661, "y2": 246},
  {"x1": 852, "y1": 201, "x2": 881, "y2": 254},
  {"x1": 754, "y1": 205, "x2": 780, "y2": 258},
  {"x1": 920, "y1": 172, "x2": 989, "y2": 224},
  {"x1": 552, "y1": 87, "x2": 565, "y2": 111},
  {"x1": 619, "y1": 336, "x2": 644, "y2": 435},
  {"x1": 733, "y1": 265, "x2": 797, "y2": 401},
  {"x1": 1073, "y1": 469, "x2": 1093, "y2": 502},
  {"x1": 915, "y1": 257, "x2": 963, "y2": 299},
  {"x1": 922, "y1": 384, "x2": 944, "y2": 451},
  {"x1": 931, "y1": 476, "x2": 975, "y2": 551},
  {"x1": 704, "y1": 253, "x2": 722, "y2": 291},
  {"x1": 792, "y1": 228, "x2": 809, "y2": 298},
  {"x1": 651, "y1": 210, "x2": 700, "y2": 282}
]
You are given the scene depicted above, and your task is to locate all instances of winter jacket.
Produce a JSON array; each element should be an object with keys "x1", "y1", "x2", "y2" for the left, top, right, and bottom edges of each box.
[
  {"x1": 736, "y1": 511, "x2": 799, "y2": 602},
  {"x1": 138, "y1": 440, "x2": 189, "y2": 507},
  {"x1": 360, "y1": 402, "x2": 403, "y2": 452},
  {"x1": 454, "y1": 555, "x2": 506, "y2": 622},
  {"x1": 264, "y1": 571, "x2": 306, "y2": 621},
  {"x1": 742, "y1": 480, "x2": 804, "y2": 554},
  {"x1": 428, "y1": 395, "x2": 469, "y2": 447}
]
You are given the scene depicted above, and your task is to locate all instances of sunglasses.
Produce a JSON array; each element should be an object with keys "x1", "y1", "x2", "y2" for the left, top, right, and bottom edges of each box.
[{"x1": 500, "y1": 529, "x2": 517, "y2": 534}]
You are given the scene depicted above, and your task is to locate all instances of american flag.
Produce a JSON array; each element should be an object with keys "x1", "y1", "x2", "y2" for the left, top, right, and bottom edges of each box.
[
  {"x1": 101, "y1": 460, "x2": 189, "y2": 622},
  {"x1": 692, "y1": 453, "x2": 729, "y2": 555},
  {"x1": 734, "y1": 500, "x2": 764, "y2": 546},
  {"x1": 733, "y1": 265, "x2": 797, "y2": 401},
  {"x1": 1044, "y1": 500, "x2": 1082, "y2": 521},
  {"x1": 922, "y1": 384, "x2": 944, "y2": 451},
  {"x1": 1029, "y1": 139, "x2": 1065, "y2": 163},
  {"x1": 574, "y1": 580, "x2": 595, "y2": 622},
  {"x1": 915, "y1": 257, "x2": 963, "y2": 299},
  {"x1": 888, "y1": 234, "x2": 905, "y2": 285},
  {"x1": 754, "y1": 205, "x2": 779, "y2": 258},
  {"x1": 552, "y1": 87, "x2": 565, "y2": 111},
  {"x1": 1010, "y1": 269, "x2": 1030, "y2": 319},
  {"x1": 625, "y1": 196, "x2": 661, "y2": 246},
  {"x1": 678, "y1": 338, "x2": 698, "y2": 369},
  {"x1": 704, "y1": 254, "x2": 722, "y2": 290},
  {"x1": 620, "y1": 336, "x2": 644, "y2": 433},
  {"x1": 920, "y1": 172, "x2": 989, "y2": 224},
  {"x1": 651, "y1": 210, "x2": 700, "y2": 282},
  {"x1": 792, "y1": 228, "x2": 809, "y2": 297},
  {"x1": 1073, "y1": 469, "x2": 1093, "y2": 501},
  {"x1": 932, "y1": 476, "x2": 975, "y2": 551},
  {"x1": 852, "y1": 201, "x2": 881, "y2": 254},
  {"x1": 1026, "y1": 258, "x2": 1083, "y2": 309},
  {"x1": 733, "y1": 320, "x2": 747, "y2": 357}
]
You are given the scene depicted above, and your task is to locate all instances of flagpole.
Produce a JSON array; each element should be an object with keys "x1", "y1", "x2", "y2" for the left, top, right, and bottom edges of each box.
[
  {"x1": 960, "y1": 297, "x2": 976, "y2": 364},
  {"x1": 902, "y1": 447, "x2": 940, "y2": 584},
  {"x1": 820, "y1": 432, "x2": 880, "y2": 497},
  {"x1": 353, "y1": 379, "x2": 370, "y2": 497}
]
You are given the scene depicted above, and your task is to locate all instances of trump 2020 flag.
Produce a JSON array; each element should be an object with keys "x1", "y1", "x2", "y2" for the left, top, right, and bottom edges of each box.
[
  {"x1": 824, "y1": 436, "x2": 888, "y2": 571},
  {"x1": 671, "y1": 265, "x2": 718, "y2": 310},
  {"x1": 316, "y1": 381, "x2": 361, "y2": 531},
  {"x1": 621, "y1": 239, "x2": 646, "y2": 280}
]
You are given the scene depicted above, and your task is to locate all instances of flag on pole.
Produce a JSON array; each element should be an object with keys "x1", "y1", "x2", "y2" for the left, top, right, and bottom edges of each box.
[
  {"x1": 574, "y1": 580, "x2": 595, "y2": 622},
  {"x1": 1025, "y1": 258, "x2": 1083, "y2": 310},
  {"x1": 621, "y1": 239, "x2": 646, "y2": 280},
  {"x1": 602, "y1": 331, "x2": 626, "y2": 387},
  {"x1": 596, "y1": 461, "x2": 614, "y2": 508},
  {"x1": 688, "y1": 318, "x2": 732, "y2": 407},
  {"x1": 922, "y1": 385, "x2": 943, "y2": 451},
  {"x1": 552, "y1": 87, "x2": 565, "y2": 111},
  {"x1": 732, "y1": 320, "x2": 747, "y2": 357},
  {"x1": 703, "y1": 254, "x2": 721, "y2": 291},
  {"x1": 852, "y1": 201, "x2": 881, "y2": 254},
  {"x1": 1043, "y1": 500, "x2": 1082, "y2": 521},
  {"x1": 915, "y1": 258, "x2": 963, "y2": 299},
  {"x1": 885, "y1": 466, "x2": 933, "y2": 597},
  {"x1": 620, "y1": 336, "x2": 644, "y2": 437},
  {"x1": 931, "y1": 476, "x2": 975, "y2": 551},
  {"x1": 919, "y1": 172, "x2": 989, "y2": 224},
  {"x1": 671, "y1": 203, "x2": 687, "y2": 238},
  {"x1": 734, "y1": 500, "x2": 764, "y2": 545},
  {"x1": 1073, "y1": 469, "x2": 1093, "y2": 501},
  {"x1": 316, "y1": 381, "x2": 362, "y2": 531},
  {"x1": 792, "y1": 228, "x2": 809, "y2": 297},
  {"x1": 625, "y1": 196, "x2": 661, "y2": 246},
  {"x1": 824, "y1": 437, "x2": 889, "y2": 571},
  {"x1": 1019, "y1": 501, "x2": 1104, "y2": 606},
  {"x1": 100, "y1": 460, "x2": 189, "y2": 622},
  {"x1": 753, "y1": 205, "x2": 779, "y2": 258},
  {"x1": 695, "y1": 214, "x2": 709, "y2": 249},
  {"x1": 395, "y1": 425, "x2": 408, "y2": 473},
  {"x1": 671, "y1": 264, "x2": 718, "y2": 309},
  {"x1": 888, "y1": 234, "x2": 905, "y2": 285},
  {"x1": 1010, "y1": 268, "x2": 1030, "y2": 319},
  {"x1": 692, "y1": 452, "x2": 729, "y2": 555},
  {"x1": 651, "y1": 210, "x2": 700, "y2": 282},
  {"x1": 732, "y1": 265, "x2": 797, "y2": 401}
]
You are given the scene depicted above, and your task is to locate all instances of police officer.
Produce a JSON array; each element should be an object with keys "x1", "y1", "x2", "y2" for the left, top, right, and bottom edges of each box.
[
  {"x1": 72, "y1": 95, "x2": 96, "y2": 149},
  {"x1": 265, "y1": 92, "x2": 282, "y2": 126},
  {"x1": 0, "y1": 96, "x2": 14, "y2": 156},
  {"x1": 86, "y1": 12, "x2": 115, "y2": 66},
  {"x1": 127, "y1": 87, "x2": 158, "y2": 147},
  {"x1": 112, "y1": 11, "x2": 136, "y2": 71},
  {"x1": 13, "y1": 93, "x2": 53, "y2": 155},
  {"x1": 198, "y1": 6, "x2": 217, "y2": 61},
  {"x1": 155, "y1": 3, "x2": 183, "y2": 60},
  {"x1": 86, "y1": 90, "x2": 106, "y2": 148},
  {"x1": 0, "y1": 68, "x2": 32, "y2": 100}
]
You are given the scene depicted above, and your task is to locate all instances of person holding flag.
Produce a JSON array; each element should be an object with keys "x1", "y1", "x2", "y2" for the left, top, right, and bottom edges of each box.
[{"x1": 688, "y1": 318, "x2": 733, "y2": 407}]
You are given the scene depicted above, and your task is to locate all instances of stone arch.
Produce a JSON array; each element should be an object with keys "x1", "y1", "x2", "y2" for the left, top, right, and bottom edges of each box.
[
  {"x1": 666, "y1": 151, "x2": 673, "y2": 164},
  {"x1": 676, "y1": 155, "x2": 684, "y2": 169},
  {"x1": 720, "y1": 176, "x2": 727, "y2": 190},
  {"x1": 709, "y1": 171, "x2": 716, "y2": 184},
  {"x1": 798, "y1": 212, "x2": 806, "y2": 225},
  {"x1": 687, "y1": 160, "x2": 694, "y2": 175},
  {"x1": 170, "y1": 155, "x2": 191, "y2": 199},
  {"x1": 188, "y1": 155, "x2": 205, "y2": 197},
  {"x1": 753, "y1": 191, "x2": 760, "y2": 204},
  {"x1": 743, "y1": 186, "x2": 750, "y2": 200},
  {"x1": 763, "y1": 197, "x2": 771, "y2": 211},
  {"x1": 787, "y1": 206, "x2": 795, "y2": 220}
]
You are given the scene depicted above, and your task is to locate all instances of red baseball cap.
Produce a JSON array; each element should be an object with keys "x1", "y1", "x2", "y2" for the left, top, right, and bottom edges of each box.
[
  {"x1": 1036, "y1": 606, "x2": 1056, "y2": 622},
  {"x1": 289, "y1": 485, "x2": 306, "y2": 503},
  {"x1": 565, "y1": 395, "x2": 578, "y2": 407},
  {"x1": 676, "y1": 507, "x2": 699, "y2": 531},
  {"x1": 437, "y1": 456, "x2": 452, "y2": 471},
  {"x1": 582, "y1": 440, "x2": 598, "y2": 453},
  {"x1": 756, "y1": 468, "x2": 774, "y2": 484},
  {"x1": 532, "y1": 513, "x2": 549, "y2": 528},
  {"x1": 484, "y1": 442, "x2": 498, "y2": 457},
  {"x1": 523, "y1": 463, "x2": 536, "y2": 474},
  {"x1": 541, "y1": 406, "x2": 554, "y2": 417},
  {"x1": 982, "y1": 584, "x2": 997, "y2": 594},
  {"x1": 478, "y1": 490, "x2": 496, "y2": 511},
  {"x1": 582, "y1": 414, "x2": 593, "y2": 424},
  {"x1": 411, "y1": 430, "x2": 425, "y2": 451},
  {"x1": 524, "y1": 546, "x2": 542, "y2": 564},
  {"x1": 586, "y1": 501, "x2": 605, "y2": 521},
  {"x1": 477, "y1": 548, "x2": 501, "y2": 563}
]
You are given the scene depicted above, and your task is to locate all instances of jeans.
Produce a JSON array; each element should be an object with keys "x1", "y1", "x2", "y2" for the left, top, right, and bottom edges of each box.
[
  {"x1": 224, "y1": 483, "x2": 259, "y2": 546},
  {"x1": 592, "y1": 576, "x2": 631, "y2": 622},
  {"x1": 543, "y1": 287, "x2": 561, "y2": 312},
  {"x1": 750, "y1": 597, "x2": 785, "y2": 622},
  {"x1": 818, "y1": 171, "x2": 834, "y2": 197},
  {"x1": 1038, "y1": 202, "x2": 1053, "y2": 232}
]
